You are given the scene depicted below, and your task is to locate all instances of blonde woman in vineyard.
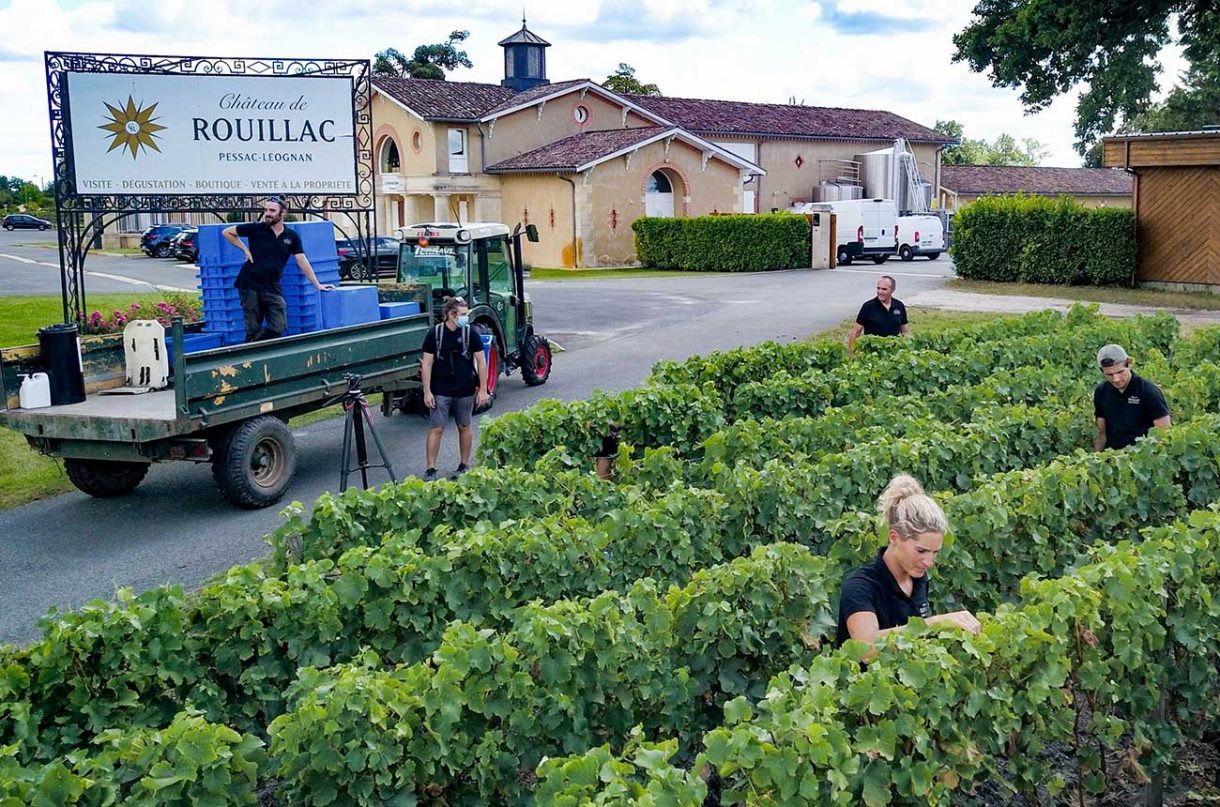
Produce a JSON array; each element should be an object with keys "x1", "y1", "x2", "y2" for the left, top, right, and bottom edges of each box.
[{"x1": 835, "y1": 474, "x2": 980, "y2": 651}]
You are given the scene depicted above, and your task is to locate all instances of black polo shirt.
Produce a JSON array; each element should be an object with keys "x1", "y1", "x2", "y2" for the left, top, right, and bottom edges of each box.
[
  {"x1": 233, "y1": 222, "x2": 304, "y2": 294},
  {"x1": 1093, "y1": 372, "x2": 1169, "y2": 449},
  {"x1": 856, "y1": 297, "x2": 908, "y2": 337},
  {"x1": 835, "y1": 546, "x2": 931, "y2": 647}
]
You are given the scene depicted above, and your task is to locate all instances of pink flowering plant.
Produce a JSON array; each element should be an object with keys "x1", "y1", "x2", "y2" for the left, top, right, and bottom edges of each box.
[{"x1": 82, "y1": 295, "x2": 203, "y2": 335}]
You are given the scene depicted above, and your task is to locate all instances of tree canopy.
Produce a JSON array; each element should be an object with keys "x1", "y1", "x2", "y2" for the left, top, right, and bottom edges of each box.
[
  {"x1": 952, "y1": 0, "x2": 1220, "y2": 153},
  {"x1": 603, "y1": 63, "x2": 661, "y2": 96},
  {"x1": 1124, "y1": 64, "x2": 1220, "y2": 134},
  {"x1": 373, "y1": 31, "x2": 473, "y2": 81},
  {"x1": 934, "y1": 120, "x2": 1049, "y2": 166}
]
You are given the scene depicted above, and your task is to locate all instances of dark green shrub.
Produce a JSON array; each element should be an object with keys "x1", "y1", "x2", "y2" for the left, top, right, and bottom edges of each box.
[
  {"x1": 951, "y1": 194, "x2": 1135, "y2": 286},
  {"x1": 632, "y1": 214, "x2": 810, "y2": 271}
]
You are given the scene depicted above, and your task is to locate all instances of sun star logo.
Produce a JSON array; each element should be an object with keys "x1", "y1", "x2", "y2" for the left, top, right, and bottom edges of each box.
[{"x1": 99, "y1": 96, "x2": 166, "y2": 159}]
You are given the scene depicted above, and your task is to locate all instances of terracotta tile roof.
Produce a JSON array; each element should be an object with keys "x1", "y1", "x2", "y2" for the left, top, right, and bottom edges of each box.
[
  {"x1": 480, "y1": 78, "x2": 595, "y2": 118},
  {"x1": 373, "y1": 77, "x2": 515, "y2": 121},
  {"x1": 624, "y1": 94, "x2": 951, "y2": 143},
  {"x1": 485, "y1": 127, "x2": 670, "y2": 172},
  {"x1": 941, "y1": 165, "x2": 1133, "y2": 196}
]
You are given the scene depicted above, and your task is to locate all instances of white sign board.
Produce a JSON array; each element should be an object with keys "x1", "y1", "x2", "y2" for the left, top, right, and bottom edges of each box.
[{"x1": 66, "y1": 72, "x2": 358, "y2": 195}]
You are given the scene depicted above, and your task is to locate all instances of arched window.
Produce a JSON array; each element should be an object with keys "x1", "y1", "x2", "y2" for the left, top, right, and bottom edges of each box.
[
  {"x1": 379, "y1": 138, "x2": 401, "y2": 173},
  {"x1": 646, "y1": 171, "x2": 672, "y2": 194},
  {"x1": 645, "y1": 170, "x2": 677, "y2": 218}
]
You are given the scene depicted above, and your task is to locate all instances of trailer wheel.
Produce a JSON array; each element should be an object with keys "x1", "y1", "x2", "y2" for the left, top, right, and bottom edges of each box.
[
  {"x1": 213, "y1": 416, "x2": 296, "y2": 509},
  {"x1": 836, "y1": 247, "x2": 853, "y2": 266},
  {"x1": 899, "y1": 245, "x2": 915, "y2": 262},
  {"x1": 521, "y1": 334, "x2": 552, "y2": 386},
  {"x1": 64, "y1": 458, "x2": 149, "y2": 498}
]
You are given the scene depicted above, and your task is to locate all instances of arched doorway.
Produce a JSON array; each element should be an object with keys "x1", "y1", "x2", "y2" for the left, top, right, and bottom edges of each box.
[{"x1": 645, "y1": 170, "x2": 677, "y2": 217}]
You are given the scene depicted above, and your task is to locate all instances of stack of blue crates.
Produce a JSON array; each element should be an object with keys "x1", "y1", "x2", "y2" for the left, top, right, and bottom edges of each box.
[{"x1": 195, "y1": 221, "x2": 342, "y2": 344}]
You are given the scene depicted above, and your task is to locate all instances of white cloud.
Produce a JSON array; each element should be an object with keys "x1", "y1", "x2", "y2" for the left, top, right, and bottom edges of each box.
[{"x1": 0, "y1": 0, "x2": 1191, "y2": 181}]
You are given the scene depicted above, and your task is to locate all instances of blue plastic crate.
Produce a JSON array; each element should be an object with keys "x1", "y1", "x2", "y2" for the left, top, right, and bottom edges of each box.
[
  {"x1": 196, "y1": 225, "x2": 250, "y2": 266},
  {"x1": 379, "y1": 301, "x2": 421, "y2": 320},
  {"x1": 166, "y1": 332, "x2": 224, "y2": 368},
  {"x1": 286, "y1": 221, "x2": 338, "y2": 257},
  {"x1": 321, "y1": 286, "x2": 380, "y2": 329}
]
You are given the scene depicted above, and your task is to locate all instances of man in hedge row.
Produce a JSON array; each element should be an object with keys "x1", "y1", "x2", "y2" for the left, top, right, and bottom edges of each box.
[
  {"x1": 847, "y1": 275, "x2": 909, "y2": 357},
  {"x1": 1093, "y1": 344, "x2": 1171, "y2": 451}
]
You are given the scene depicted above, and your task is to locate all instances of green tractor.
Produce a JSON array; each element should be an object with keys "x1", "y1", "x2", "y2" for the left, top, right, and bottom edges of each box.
[{"x1": 388, "y1": 222, "x2": 553, "y2": 412}]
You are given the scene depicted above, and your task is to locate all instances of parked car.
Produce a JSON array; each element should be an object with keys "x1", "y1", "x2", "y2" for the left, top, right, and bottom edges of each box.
[
  {"x1": 3, "y1": 214, "x2": 52, "y2": 231},
  {"x1": 337, "y1": 236, "x2": 401, "y2": 280},
  {"x1": 171, "y1": 227, "x2": 199, "y2": 263},
  {"x1": 141, "y1": 223, "x2": 191, "y2": 257}
]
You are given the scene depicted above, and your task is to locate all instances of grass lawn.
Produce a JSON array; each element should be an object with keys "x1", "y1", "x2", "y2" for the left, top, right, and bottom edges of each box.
[
  {"x1": 528, "y1": 267, "x2": 738, "y2": 281},
  {"x1": 0, "y1": 429, "x2": 71, "y2": 510},
  {"x1": 947, "y1": 279, "x2": 1220, "y2": 311}
]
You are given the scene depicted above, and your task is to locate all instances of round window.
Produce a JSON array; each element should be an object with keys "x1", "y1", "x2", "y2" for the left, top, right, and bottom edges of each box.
[
  {"x1": 411, "y1": 131, "x2": 422, "y2": 152},
  {"x1": 574, "y1": 105, "x2": 589, "y2": 124}
]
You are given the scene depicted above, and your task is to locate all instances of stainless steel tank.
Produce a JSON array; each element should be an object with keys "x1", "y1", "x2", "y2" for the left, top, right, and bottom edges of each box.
[{"x1": 856, "y1": 148, "x2": 895, "y2": 200}]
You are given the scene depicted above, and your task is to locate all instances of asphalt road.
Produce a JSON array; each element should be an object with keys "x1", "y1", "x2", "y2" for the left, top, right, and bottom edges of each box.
[
  {"x1": 0, "y1": 257, "x2": 954, "y2": 644},
  {"x1": 0, "y1": 228, "x2": 198, "y2": 296}
]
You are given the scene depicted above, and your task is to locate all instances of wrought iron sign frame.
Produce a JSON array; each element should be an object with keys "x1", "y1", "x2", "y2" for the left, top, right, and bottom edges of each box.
[{"x1": 45, "y1": 51, "x2": 377, "y2": 324}]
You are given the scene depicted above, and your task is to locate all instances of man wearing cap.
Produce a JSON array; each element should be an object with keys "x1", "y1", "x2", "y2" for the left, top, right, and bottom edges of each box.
[
  {"x1": 223, "y1": 196, "x2": 335, "y2": 342},
  {"x1": 1093, "y1": 344, "x2": 1171, "y2": 451}
]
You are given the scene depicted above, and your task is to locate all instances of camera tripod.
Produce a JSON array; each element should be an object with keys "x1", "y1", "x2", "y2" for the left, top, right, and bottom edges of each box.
[{"x1": 333, "y1": 374, "x2": 397, "y2": 492}]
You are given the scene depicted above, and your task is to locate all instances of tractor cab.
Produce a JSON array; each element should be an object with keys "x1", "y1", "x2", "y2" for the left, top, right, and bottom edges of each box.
[{"x1": 393, "y1": 221, "x2": 552, "y2": 393}]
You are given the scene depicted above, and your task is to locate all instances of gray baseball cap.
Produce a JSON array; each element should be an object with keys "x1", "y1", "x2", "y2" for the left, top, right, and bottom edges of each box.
[{"x1": 1097, "y1": 344, "x2": 1129, "y2": 367}]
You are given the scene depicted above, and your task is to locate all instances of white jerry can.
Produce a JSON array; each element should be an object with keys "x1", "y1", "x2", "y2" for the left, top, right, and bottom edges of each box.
[{"x1": 19, "y1": 372, "x2": 52, "y2": 408}]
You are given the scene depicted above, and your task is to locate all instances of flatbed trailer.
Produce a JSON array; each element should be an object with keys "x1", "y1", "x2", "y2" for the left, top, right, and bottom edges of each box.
[{"x1": 0, "y1": 285, "x2": 434, "y2": 508}]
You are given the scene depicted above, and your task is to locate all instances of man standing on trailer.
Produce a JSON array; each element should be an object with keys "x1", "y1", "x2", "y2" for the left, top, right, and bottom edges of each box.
[
  {"x1": 847, "y1": 275, "x2": 909, "y2": 357},
  {"x1": 224, "y1": 196, "x2": 335, "y2": 342}
]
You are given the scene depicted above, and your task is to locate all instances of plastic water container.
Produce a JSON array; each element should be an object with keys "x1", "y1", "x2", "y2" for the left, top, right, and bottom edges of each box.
[{"x1": 19, "y1": 373, "x2": 52, "y2": 409}]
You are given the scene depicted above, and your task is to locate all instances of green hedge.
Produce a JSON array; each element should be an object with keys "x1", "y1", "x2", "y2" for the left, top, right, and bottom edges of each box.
[
  {"x1": 632, "y1": 213, "x2": 810, "y2": 271},
  {"x1": 950, "y1": 194, "x2": 1136, "y2": 286}
]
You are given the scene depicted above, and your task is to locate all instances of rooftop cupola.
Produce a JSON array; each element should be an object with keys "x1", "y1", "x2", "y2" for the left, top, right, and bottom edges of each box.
[{"x1": 499, "y1": 15, "x2": 550, "y2": 92}]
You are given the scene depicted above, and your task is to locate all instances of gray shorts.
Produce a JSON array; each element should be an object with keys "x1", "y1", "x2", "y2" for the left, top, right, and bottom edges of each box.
[{"x1": 429, "y1": 394, "x2": 474, "y2": 428}]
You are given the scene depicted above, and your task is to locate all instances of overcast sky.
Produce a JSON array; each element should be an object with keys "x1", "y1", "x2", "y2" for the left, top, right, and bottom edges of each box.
[{"x1": 0, "y1": 0, "x2": 1189, "y2": 184}]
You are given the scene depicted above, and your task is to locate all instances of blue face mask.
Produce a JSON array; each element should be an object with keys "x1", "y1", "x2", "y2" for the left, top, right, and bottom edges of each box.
[{"x1": 456, "y1": 314, "x2": 470, "y2": 328}]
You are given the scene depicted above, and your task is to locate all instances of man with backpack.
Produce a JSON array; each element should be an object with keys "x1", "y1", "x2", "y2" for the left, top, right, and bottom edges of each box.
[{"x1": 421, "y1": 296, "x2": 490, "y2": 481}]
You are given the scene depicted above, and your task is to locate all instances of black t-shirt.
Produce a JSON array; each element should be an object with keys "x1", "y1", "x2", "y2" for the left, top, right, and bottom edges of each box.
[
  {"x1": 856, "y1": 297, "x2": 908, "y2": 337},
  {"x1": 1093, "y1": 372, "x2": 1169, "y2": 449},
  {"x1": 422, "y1": 324, "x2": 482, "y2": 397},
  {"x1": 835, "y1": 546, "x2": 931, "y2": 647},
  {"x1": 233, "y1": 223, "x2": 304, "y2": 294}
]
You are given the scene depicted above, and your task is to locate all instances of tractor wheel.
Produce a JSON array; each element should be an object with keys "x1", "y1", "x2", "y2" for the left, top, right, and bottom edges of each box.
[
  {"x1": 212, "y1": 416, "x2": 296, "y2": 509},
  {"x1": 64, "y1": 458, "x2": 149, "y2": 498},
  {"x1": 521, "y1": 334, "x2": 552, "y2": 386}
]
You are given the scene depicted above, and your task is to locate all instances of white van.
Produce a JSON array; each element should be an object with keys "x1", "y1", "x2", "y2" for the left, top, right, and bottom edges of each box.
[
  {"x1": 895, "y1": 214, "x2": 945, "y2": 261},
  {"x1": 810, "y1": 199, "x2": 898, "y2": 265}
]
